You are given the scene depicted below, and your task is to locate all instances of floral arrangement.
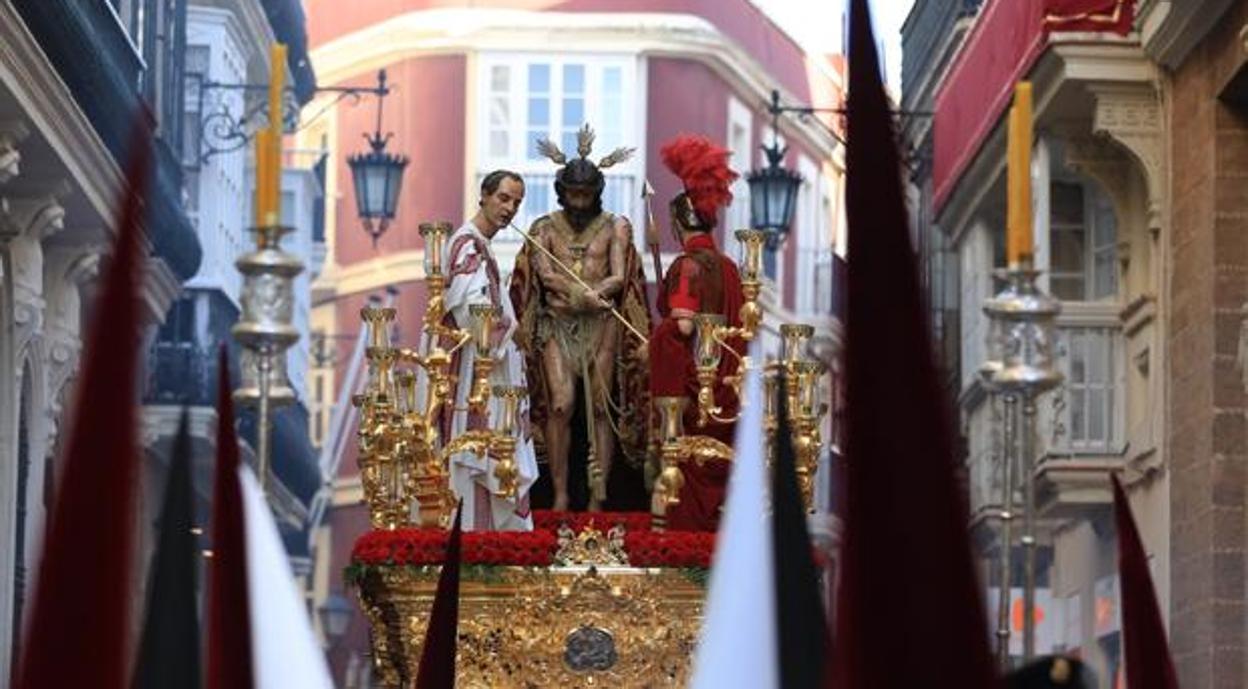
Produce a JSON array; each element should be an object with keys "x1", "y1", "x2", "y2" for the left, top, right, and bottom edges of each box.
[
  {"x1": 352, "y1": 528, "x2": 559, "y2": 567},
  {"x1": 351, "y1": 511, "x2": 718, "y2": 570},
  {"x1": 623, "y1": 531, "x2": 717, "y2": 568}
]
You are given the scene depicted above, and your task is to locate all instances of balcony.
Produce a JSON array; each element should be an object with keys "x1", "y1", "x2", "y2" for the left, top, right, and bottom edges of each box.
[
  {"x1": 143, "y1": 337, "x2": 322, "y2": 527},
  {"x1": 145, "y1": 341, "x2": 217, "y2": 406},
  {"x1": 1035, "y1": 315, "x2": 1126, "y2": 521}
]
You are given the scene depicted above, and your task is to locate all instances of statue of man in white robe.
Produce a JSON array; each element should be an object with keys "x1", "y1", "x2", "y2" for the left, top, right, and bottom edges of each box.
[{"x1": 437, "y1": 170, "x2": 538, "y2": 530}]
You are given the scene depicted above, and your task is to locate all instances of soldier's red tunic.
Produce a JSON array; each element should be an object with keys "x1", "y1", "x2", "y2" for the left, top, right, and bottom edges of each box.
[{"x1": 649, "y1": 232, "x2": 745, "y2": 531}]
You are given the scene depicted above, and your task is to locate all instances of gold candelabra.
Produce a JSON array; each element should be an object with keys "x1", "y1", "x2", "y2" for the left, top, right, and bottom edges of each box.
[
  {"x1": 688, "y1": 229, "x2": 766, "y2": 426},
  {"x1": 649, "y1": 396, "x2": 733, "y2": 530},
  {"x1": 735, "y1": 229, "x2": 765, "y2": 340},
  {"x1": 766, "y1": 324, "x2": 828, "y2": 511},
  {"x1": 354, "y1": 221, "x2": 525, "y2": 528},
  {"x1": 648, "y1": 229, "x2": 829, "y2": 523}
]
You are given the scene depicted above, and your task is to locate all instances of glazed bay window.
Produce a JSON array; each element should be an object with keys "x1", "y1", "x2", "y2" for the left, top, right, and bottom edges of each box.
[
  {"x1": 1049, "y1": 180, "x2": 1117, "y2": 302},
  {"x1": 1052, "y1": 322, "x2": 1122, "y2": 454},
  {"x1": 478, "y1": 54, "x2": 639, "y2": 239},
  {"x1": 1044, "y1": 177, "x2": 1123, "y2": 455}
]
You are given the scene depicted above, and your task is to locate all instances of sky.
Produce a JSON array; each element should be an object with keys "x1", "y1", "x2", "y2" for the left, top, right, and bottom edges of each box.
[{"x1": 754, "y1": 0, "x2": 915, "y2": 89}]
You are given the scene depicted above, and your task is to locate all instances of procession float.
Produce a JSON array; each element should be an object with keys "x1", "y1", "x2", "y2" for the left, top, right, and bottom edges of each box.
[{"x1": 347, "y1": 210, "x2": 830, "y2": 686}]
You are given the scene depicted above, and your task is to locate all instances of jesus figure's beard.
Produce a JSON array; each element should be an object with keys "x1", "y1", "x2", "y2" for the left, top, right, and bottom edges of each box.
[{"x1": 563, "y1": 202, "x2": 603, "y2": 231}]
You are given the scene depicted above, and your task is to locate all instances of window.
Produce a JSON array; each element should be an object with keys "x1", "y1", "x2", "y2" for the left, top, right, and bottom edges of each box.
[
  {"x1": 1058, "y1": 326, "x2": 1118, "y2": 452},
  {"x1": 183, "y1": 46, "x2": 210, "y2": 167},
  {"x1": 795, "y1": 156, "x2": 822, "y2": 313},
  {"x1": 477, "y1": 55, "x2": 639, "y2": 237},
  {"x1": 1049, "y1": 180, "x2": 1117, "y2": 302},
  {"x1": 726, "y1": 97, "x2": 753, "y2": 238}
]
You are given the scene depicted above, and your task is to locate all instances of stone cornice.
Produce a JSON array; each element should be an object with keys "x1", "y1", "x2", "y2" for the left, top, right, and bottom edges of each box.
[
  {"x1": 1139, "y1": 0, "x2": 1235, "y2": 69},
  {"x1": 0, "y1": 3, "x2": 122, "y2": 228},
  {"x1": 313, "y1": 249, "x2": 427, "y2": 300}
]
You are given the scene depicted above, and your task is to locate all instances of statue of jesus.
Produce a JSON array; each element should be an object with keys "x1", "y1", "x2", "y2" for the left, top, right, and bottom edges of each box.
[{"x1": 509, "y1": 125, "x2": 652, "y2": 511}]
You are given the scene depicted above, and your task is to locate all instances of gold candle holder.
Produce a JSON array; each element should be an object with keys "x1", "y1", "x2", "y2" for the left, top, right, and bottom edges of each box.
[
  {"x1": 489, "y1": 385, "x2": 527, "y2": 498},
  {"x1": 763, "y1": 362, "x2": 780, "y2": 447},
  {"x1": 791, "y1": 360, "x2": 825, "y2": 419},
  {"x1": 692, "y1": 314, "x2": 727, "y2": 427},
  {"x1": 361, "y1": 306, "x2": 396, "y2": 350},
  {"x1": 780, "y1": 323, "x2": 814, "y2": 364},
  {"x1": 735, "y1": 229, "x2": 764, "y2": 284},
  {"x1": 779, "y1": 360, "x2": 826, "y2": 512},
  {"x1": 467, "y1": 304, "x2": 500, "y2": 412},
  {"x1": 650, "y1": 396, "x2": 688, "y2": 530},
  {"x1": 419, "y1": 221, "x2": 453, "y2": 278},
  {"x1": 693, "y1": 313, "x2": 726, "y2": 370},
  {"x1": 734, "y1": 229, "x2": 765, "y2": 340},
  {"x1": 395, "y1": 370, "x2": 417, "y2": 415}
]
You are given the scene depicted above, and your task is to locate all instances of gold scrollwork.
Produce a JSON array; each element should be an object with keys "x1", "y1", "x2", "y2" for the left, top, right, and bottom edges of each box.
[{"x1": 358, "y1": 567, "x2": 704, "y2": 689}]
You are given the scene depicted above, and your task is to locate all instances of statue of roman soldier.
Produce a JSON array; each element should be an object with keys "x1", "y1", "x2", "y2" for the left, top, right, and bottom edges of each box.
[
  {"x1": 509, "y1": 125, "x2": 652, "y2": 511},
  {"x1": 648, "y1": 134, "x2": 745, "y2": 531}
]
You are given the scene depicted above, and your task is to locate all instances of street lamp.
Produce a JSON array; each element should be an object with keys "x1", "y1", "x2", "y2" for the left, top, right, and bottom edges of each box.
[
  {"x1": 319, "y1": 592, "x2": 354, "y2": 643},
  {"x1": 347, "y1": 70, "x2": 409, "y2": 245},
  {"x1": 193, "y1": 68, "x2": 407, "y2": 246},
  {"x1": 747, "y1": 90, "x2": 803, "y2": 249}
]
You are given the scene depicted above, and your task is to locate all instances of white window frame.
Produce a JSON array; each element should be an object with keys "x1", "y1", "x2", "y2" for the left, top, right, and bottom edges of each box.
[
  {"x1": 795, "y1": 155, "x2": 821, "y2": 314},
  {"x1": 475, "y1": 52, "x2": 641, "y2": 252},
  {"x1": 1049, "y1": 311, "x2": 1125, "y2": 455},
  {"x1": 726, "y1": 96, "x2": 754, "y2": 239},
  {"x1": 1047, "y1": 176, "x2": 1118, "y2": 304},
  {"x1": 814, "y1": 173, "x2": 837, "y2": 316}
]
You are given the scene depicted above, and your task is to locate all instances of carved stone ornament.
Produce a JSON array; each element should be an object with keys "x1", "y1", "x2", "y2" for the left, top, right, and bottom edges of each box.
[
  {"x1": 1088, "y1": 84, "x2": 1164, "y2": 237},
  {"x1": 0, "y1": 120, "x2": 30, "y2": 185}
]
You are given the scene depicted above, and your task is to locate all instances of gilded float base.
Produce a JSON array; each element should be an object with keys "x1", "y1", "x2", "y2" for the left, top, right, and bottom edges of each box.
[{"x1": 356, "y1": 565, "x2": 705, "y2": 688}]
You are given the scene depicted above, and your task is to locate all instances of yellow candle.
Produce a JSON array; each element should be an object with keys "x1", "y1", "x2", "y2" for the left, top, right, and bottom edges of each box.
[
  {"x1": 1006, "y1": 82, "x2": 1034, "y2": 267},
  {"x1": 254, "y1": 130, "x2": 270, "y2": 226},
  {"x1": 267, "y1": 43, "x2": 286, "y2": 227},
  {"x1": 1016, "y1": 82, "x2": 1033, "y2": 265},
  {"x1": 1006, "y1": 102, "x2": 1020, "y2": 266}
]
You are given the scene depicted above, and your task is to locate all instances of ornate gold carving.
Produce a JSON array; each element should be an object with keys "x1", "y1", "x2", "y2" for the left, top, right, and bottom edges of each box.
[
  {"x1": 555, "y1": 523, "x2": 629, "y2": 566},
  {"x1": 358, "y1": 567, "x2": 704, "y2": 688}
]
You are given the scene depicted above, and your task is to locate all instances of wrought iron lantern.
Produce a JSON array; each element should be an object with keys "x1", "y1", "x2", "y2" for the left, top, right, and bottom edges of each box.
[
  {"x1": 319, "y1": 592, "x2": 354, "y2": 642},
  {"x1": 747, "y1": 90, "x2": 803, "y2": 247},
  {"x1": 347, "y1": 70, "x2": 409, "y2": 245}
]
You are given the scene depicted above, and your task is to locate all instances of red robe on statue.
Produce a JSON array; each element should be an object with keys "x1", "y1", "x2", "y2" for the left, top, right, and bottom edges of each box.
[{"x1": 649, "y1": 232, "x2": 745, "y2": 531}]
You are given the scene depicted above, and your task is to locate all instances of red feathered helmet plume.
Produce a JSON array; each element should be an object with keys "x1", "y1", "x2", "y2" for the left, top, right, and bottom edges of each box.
[{"x1": 660, "y1": 134, "x2": 738, "y2": 231}]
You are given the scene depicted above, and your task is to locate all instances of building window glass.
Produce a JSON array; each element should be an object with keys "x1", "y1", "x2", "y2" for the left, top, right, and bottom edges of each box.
[
  {"x1": 1058, "y1": 326, "x2": 1118, "y2": 452},
  {"x1": 478, "y1": 54, "x2": 639, "y2": 238},
  {"x1": 1049, "y1": 180, "x2": 1117, "y2": 302}
]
